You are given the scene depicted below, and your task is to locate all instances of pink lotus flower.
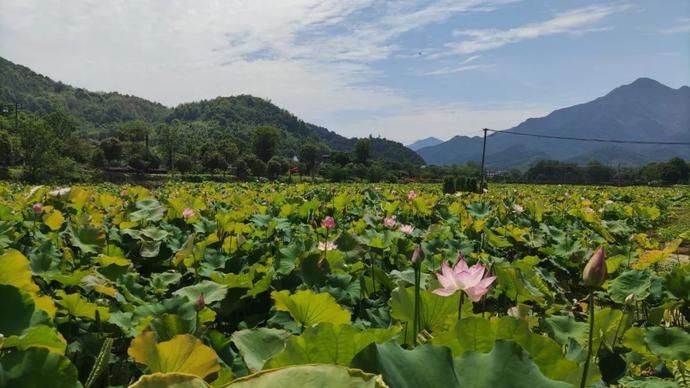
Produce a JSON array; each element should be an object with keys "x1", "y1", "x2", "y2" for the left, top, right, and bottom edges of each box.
[
  {"x1": 318, "y1": 241, "x2": 337, "y2": 251},
  {"x1": 383, "y1": 216, "x2": 397, "y2": 229},
  {"x1": 32, "y1": 203, "x2": 43, "y2": 214},
  {"x1": 399, "y1": 224, "x2": 414, "y2": 235},
  {"x1": 433, "y1": 257, "x2": 496, "y2": 302},
  {"x1": 407, "y1": 191, "x2": 417, "y2": 201},
  {"x1": 321, "y1": 216, "x2": 336, "y2": 230},
  {"x1": 194, "y1": 293, "x2": 205, "y2": 312},
  {"x1": 182, "y1": 208, "x2": 195, "y2": 219}
]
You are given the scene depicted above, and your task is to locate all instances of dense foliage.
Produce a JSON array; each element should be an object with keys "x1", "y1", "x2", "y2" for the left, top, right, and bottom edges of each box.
[{"x1": 0, "y1": 182, "x2": 688, "y2": 387}]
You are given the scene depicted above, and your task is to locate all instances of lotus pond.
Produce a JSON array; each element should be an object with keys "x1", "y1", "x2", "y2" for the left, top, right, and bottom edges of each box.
[{"x1": 0, "y1": 183, "x2": 688, "y2": 387}]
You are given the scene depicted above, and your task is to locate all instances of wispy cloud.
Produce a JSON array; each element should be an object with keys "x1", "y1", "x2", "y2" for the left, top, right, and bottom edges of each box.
[
  {"x1": 659, "y1": 17, "x2": 690, "y2": 34},
  {"x1": 433, "y1": 5, "x2": 625, "y2": 57},
  {"x1": 421, "y1": 63, "x2": 495, "y2": 76}
]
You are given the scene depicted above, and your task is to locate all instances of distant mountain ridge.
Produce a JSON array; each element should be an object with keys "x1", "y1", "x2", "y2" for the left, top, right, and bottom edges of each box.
[
  {"x1": 417, "y1": 78, "x2": 690, "y2": 167},
  {"x1": 0, "y1": 56, "x2": 423, "y2": 164},
  {"x1": 406, "y1": 137, "x2": 443, "y2": 151}
]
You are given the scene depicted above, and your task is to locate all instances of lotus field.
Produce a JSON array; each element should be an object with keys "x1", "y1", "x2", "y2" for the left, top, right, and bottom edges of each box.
[{"x1": 1, "y1": 182, "x2": 689, "y2": 387}]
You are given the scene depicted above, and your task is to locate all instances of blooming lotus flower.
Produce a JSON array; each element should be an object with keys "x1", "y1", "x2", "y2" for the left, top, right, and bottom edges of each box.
[
  {"x1": 512, "y1": 204, "x2": 524, "y2": 213},
  {"x1": 584, "y1": 207, "x2": 595, "y2": 214},
  {"x1": 182, "y1": 208, "x2": 195, "y2": 219},
  {"x1": 407, "y1": 190, "x2": 417, "y2": 201},
  {"x1": 32, "y1": 203, "x2": 43, "y2": 214},
  {"x1": 321, "y1": 216, "x2": 336, "y2": 230},
  {"x1": 433, "y1": 258, "x2": 496, "y2": 302},
  {"x1": 605, "y1": 200, "x2": 614, "y2": 205},
  {"x1": 48, "y1": 187, "x2": 71, "y2": 198},
  {"x1": 318, "y1": 241, "x2": 337, "y2": 251},
  {"x1": 383, "y1": 216, "x2": 397, "y2": 229},
  {"x1": 399, "y1": 224, "x2": 414, "y2": 235},
  {"x1": 583, "y1": 246, "x2": 606, "y2": 288}
]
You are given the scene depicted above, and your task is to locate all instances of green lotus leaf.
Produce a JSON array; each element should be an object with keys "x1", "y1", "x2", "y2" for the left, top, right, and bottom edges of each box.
[
  {"x1": 1, "y1": 324, "x2": 67, "y2": 355},
  {"x1": 231, "y1": 328, "x2": 291, "y2": 372},
  {"x1": 454, "y1": 340, "x2": 571, "y2": 388},
  {"x1": 544, "y1": 315, "x2": 588, "y2": 346},
  {"x1": 226, "y1": 364, "x2": 386, "y2": 388},
  {"x1": 608, "y1": 270, "x2": 652, "y2": 304},
  {"x1": 271, "y1": 290, "x2": 351, "y2": 327},
  {"x1": 269, "y1": 323, "x2": 399, "y2": 368},
  {"x1": 0, "y1": 348, "x2": 79, "y2": 388},
  {"x1": 389, "y1": 287, "x2": 458, "y2": 343},
  {"x1": 351, "y1": 341, "x2": 459, "y2": 388},
  {"x1": 644, "y1": 326, "x2": 690, "y2": 361},
  {"x1": 174, "y1": 280, "x2": 228, "y2": 305}
]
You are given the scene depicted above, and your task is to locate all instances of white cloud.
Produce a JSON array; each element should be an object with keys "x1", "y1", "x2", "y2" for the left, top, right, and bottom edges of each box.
[
  {"x1": 659, "y1": 18, "x2": 690, "y2": 34},
  {"x1": 421, "y1": 63, "x2": 495, "y2": 76},
  {"x1": 434, "y1": 5, "x2": 624, "y2": 57},
  {"x1": 333, "y1": 103, "x2": 552, "y2": 143}
]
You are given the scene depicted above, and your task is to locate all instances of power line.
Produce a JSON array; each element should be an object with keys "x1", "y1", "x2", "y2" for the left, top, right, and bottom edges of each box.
[{"x1": 485, "y1": 128, "x2": 690, "y2": 146}]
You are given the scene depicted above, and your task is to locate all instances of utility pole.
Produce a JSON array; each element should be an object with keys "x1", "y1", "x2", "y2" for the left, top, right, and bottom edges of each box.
[
  {"x1": 479, "y1": 128, "x2": 488, "y2": 192},
  {"x1": 14, "y1": 102, "x2": 18, "y2": 131}
]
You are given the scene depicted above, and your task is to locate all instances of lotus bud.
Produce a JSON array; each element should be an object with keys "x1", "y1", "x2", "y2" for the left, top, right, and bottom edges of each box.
[
  {"x1": 182, "y1": 208, "x2": 195, "y2": 219},
  {"x1": 624, "y1": 294, "x2": 636, "y2": 306},
  {"x1": 32, "y1": 202, "x2": 43, "y2": 214},
  {"x1": 412, "y1": 246, "x2": 424, "y2": 265},
  {"x1": 583, "y1": 246, "x2": 606, "y2": 288},
  {"x1": 195, "y1": 293, "x2": 205, "y2": 312},
  {"x1": 321, "y1": 216, "x2": 335, "y2": 230}
]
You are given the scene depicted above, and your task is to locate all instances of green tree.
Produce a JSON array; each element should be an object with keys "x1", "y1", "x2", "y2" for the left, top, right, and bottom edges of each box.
[
  {"x1": 299, "y1": 143, "x2": 320, "y2": 176},
  {"x1": 0, "y1": 130, "x2": 17, "y2": 166},
  {"x1": 252, "y1": 126, "x2": 281, "y2": 162},
  {"x1": 100, "y1": 137, "x2": 123, "y2": 165},
  {"x1": 355, "y1": 138, "x2": 370, "y2": 164}
]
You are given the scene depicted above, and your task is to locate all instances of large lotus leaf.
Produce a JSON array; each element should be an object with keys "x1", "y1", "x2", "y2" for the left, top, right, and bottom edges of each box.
[
  {"x1": 129, "y1": 372, "x2": 210, "y2": 388},
  {"x1": 269, "y1": 323, "x2": 399, "y2": 368},
  {"x1": 454, "y1": 340, "x2": 571, "y2": 388},
  {"x1": 55, "y1": 290, "x2": 110, "y2": 320},
  {"x1": 174, "y1": 280, "x2": 228, "y2": 305},
  {"x1": 43, "y1": 209, "x2": 65, "y2": 231},
  {"x1": 70, "y1": 226, "x2": 106, "y2": 254},
  {"x1": 644, "y1": 327, "x2": 690, "y2": 361},
  {"x1": 433, "y1": 317, "x2": 581, "y2": 384},
  {"x1": 226, "y1": 364, "x2": 385, "y2": 388},
  {"x1": 1, "y1": 325, "x2": 67, "y2": 355},
  {"x1": 0, "y1": 348, "x2": 79, "y2": 388},
  {"x1": 271, "y1": 290, "x2": 351, "y2": 327},
  {"x1": 544, "y1": 315, "x2": 588, "y2": 346},
  {"x1": 632, "y1": 239, "x2": 681, "y2": 270},
  {"x1": 592, "y1": 308, "x2": 630, "y2": 352},
  {"x1": 231, "y1": 328, "x2": 291, "y2": 372},
  {"x1": 130, "y1": 199, "x2": 167, "y2": 222},
  {"x1": 389, "y1": 287, "x2": 458, "y2": 343},
  {"x1": 664, "y1": 264, "x2": 690, "y2": 299},
  {"x1": 150, "y1": 314, "x2": 196, "y2": 341},
  {"x1": 608, "y1": 270, "x2": 652, "y2": 303},
  {"x1": 0, "y1": 249, "x2": 38, "y2": 292},
  {"x1": 0, "y1": 284, "x2": 49, "y2": 336},
  {"x1": 128, "y1": 332, "x2": 220, "y2": 378},
  {"x1": 351, "y1": 342, "x2": 460, "y2": 388}
]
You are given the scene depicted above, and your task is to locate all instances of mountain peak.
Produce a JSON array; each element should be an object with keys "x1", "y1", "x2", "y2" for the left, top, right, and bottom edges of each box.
[{"x1": 406, "y1": 136, "x2": 443, "y2": 151}]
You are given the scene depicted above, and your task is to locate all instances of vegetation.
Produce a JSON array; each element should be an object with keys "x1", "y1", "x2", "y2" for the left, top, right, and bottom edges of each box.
[{"x1": 0, "y1": 182, "x2": 688, "y2": 387}]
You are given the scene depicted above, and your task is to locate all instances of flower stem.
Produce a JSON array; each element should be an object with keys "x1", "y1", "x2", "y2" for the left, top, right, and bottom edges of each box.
[
  {"x1": 580, "y1": 291, "x2": 595, "y2": 388},
  {"x1": 413, "y1": 263, "x2": 421, "y2": 346},
  {"x1": 458, "y1": 292, "x2": 465, "y2": 321}
]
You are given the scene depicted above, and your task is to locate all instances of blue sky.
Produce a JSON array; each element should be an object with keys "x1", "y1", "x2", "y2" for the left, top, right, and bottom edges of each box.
[{"x1": 0, "y1": 0, "x2": 688, "y2": 143}]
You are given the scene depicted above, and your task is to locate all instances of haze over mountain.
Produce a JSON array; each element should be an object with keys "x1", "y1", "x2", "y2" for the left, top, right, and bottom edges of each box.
[
  {"x1": 406, "y1": 137, "x2": 444, "y2": 151},
  {"x1": 416, "y1": 78, "x2": 690, "y2": 167},
  {"x1": 0, "y1": 56, "x2": 423, "y2": 164}
]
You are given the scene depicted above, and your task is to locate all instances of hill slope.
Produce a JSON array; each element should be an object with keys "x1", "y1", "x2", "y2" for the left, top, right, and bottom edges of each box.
[
  {"x1": 406, "y1": 137, "x2": 443, "y2": 151},
  {"x1": 0, "y1": 56, "x2": 423, "y2": 164},
  {"x1": 418, "y1": 78, "x2": 690, "y2": 167}
]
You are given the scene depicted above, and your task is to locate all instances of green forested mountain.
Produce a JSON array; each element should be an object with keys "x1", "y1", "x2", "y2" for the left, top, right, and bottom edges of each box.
[{"x1": 0, "y1": 56, "x2": 423, "y2": 164}]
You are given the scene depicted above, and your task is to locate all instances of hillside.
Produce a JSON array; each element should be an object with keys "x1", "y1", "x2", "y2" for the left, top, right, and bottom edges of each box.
[
  {"x1": 418, "y1": 78, "x2": 690, "y2": 167},
  {"x1": 0, "y1": 56, "x2": 423, "y2": 164},
  {"x1": 406, "y1": 137, "x2": 443, "y2": 151}
]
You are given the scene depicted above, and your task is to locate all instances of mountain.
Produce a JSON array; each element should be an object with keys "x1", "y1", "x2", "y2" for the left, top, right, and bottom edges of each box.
[
  {"x1": 0, "y1": 56, "x2": 423, "y2": 164},
  {"x1": 417, "y1": 78, "x2": 690, "y2": 167},
  {"x1": 406, "y1": 137, "x2": 443, "y2": 151}
]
